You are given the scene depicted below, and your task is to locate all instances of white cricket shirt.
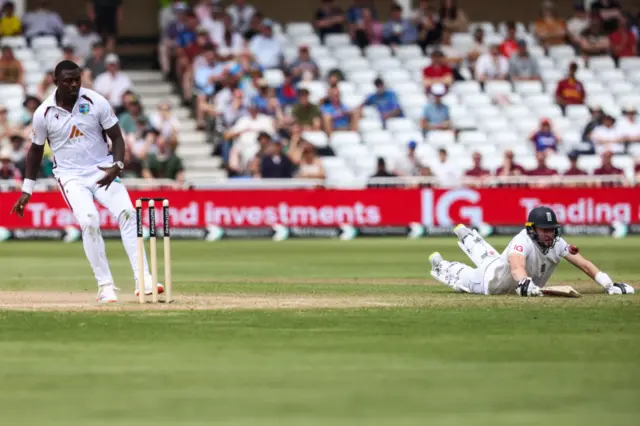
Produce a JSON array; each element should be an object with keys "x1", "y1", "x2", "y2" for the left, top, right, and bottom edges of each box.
[{"x1": 30, "y1": 88, "x2": 119, "y2": 178}]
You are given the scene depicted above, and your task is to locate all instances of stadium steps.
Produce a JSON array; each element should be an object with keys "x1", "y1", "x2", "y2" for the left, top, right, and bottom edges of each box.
[{"x1": 127, "y1": 70, "x2": 226, "y2": 181}]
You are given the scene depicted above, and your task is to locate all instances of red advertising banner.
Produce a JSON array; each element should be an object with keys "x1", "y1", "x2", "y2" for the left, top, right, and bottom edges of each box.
[{"x1": 0, "y1": 187, "x2": 638, "y2": 230}]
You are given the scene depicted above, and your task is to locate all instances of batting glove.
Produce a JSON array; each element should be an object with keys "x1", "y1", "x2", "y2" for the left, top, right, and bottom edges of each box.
[
  {"x1": 606, "y1": 282, "x2": 635, "y2": 295},
  {"x1": 516, "y1": 277, "x2": 542, "y2": 297}
]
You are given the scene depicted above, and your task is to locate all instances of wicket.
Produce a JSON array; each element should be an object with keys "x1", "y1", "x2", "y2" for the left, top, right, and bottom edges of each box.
[{"x1": 136, "y1": 197, "x2": 172, "y2": 304}]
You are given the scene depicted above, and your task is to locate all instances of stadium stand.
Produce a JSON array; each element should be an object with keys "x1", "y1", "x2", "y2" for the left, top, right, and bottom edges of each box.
[{"x1": 0, "y1": 0, "x2": 639, "y2": 189}]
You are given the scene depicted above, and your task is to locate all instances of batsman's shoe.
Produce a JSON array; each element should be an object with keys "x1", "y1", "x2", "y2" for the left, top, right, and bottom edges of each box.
[
  {"x1": 135, "y1": 275, "x2": 165, "y2": 296},
  {"x1": 96, "y1": 284, "x2": 119, "y2": 304},
  {"x1": 454, "y1": 224, "x2": 472, "y2": 241}
]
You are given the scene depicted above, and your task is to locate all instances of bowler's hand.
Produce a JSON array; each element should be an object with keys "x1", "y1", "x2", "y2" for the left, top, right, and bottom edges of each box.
[
  {"x1": 10, "y1": 193, "x2": 31, "y2": 217},
  {"x1": 97, "y1": 165, "x2": 121, "y2": 190}
]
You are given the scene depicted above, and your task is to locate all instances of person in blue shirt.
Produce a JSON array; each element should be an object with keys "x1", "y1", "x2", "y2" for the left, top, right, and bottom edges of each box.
[
  {"x1": 322, "y1": 87, "x2": 358, "y2": 133},
  {"x1": 361, "y1": 77, "x2": 403, "y2": 125},
  {"x1": 276, "y1": 70, "x2": 298, "y2": 107},
  {"x1": 382, "y1": 3, "x2": 418, "y2": 45},
  {"x1": 529, "y1": 118, "x2": 561, "y2": 153},
  {"x1": 421, "y1": 83, "x2": 451, "y2": 134},
  {"x1": 347, "y1": 0, "x2": 377, "y2": 24},
  {"x1": 175, "y1": 11, "x2": 198, "y2": 49}
]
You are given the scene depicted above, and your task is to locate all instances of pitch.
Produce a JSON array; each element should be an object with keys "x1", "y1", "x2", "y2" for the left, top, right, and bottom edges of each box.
[{"x1": 0, "y1": 237, "x2": 639, "y2": 425}]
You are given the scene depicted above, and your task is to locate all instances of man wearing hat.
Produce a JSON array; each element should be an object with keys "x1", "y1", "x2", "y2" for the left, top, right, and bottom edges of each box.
[
  {"x1": 591, "y1": 113, "x2": 624, "y2": 154},
  {"x1": 508, "y1": 39, "x2": 541, "y2": 81},
  {"x1": 616, "y1": 105, "x2": 640, "y2": 150},
  {"x1": 421, "y1": 83, "x2": 451, "y2": 133},
  {"x1": 393, "y1": 140, "x2": 424, "y2": 177},
  {"x1": 93, "y1": 53, "x2": 133, "y2": 114},
  {"x1": 362, "y1": 77, "x2": 403, "y2": 125},
  {"x1": 249, "y1": 19, "x2": 283, "y2": 69}
]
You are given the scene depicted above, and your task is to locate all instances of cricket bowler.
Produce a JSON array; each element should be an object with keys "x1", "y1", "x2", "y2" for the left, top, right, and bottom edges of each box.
[
  {"x1": 9, "y1": 60, "x2": 163, "y2": 303},
  {"x1": 429, "y1": 206, "x2": 635, "y2": 296}
]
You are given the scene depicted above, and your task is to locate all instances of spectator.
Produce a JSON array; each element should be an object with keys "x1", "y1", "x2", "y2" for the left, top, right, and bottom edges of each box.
[
  {"x1": 635, "y1": 157, "x2": 640, "y2": 183},
  {"x1": 499, "y1": 21, "x2": 519, "y2": 58},
  {"x1": 178, "y1": 28, "x2": 210, "y2": 104},
  {"x1": 88, "y1": 0, "x2": 123, "y2": 52},
  {"x1": 93, "y1": 53, "x2": 132, "y2": 114},
  {"x1": 150, "y1": 101, "x2": 179, "y2": 147},
  {"x1": 243, "y1": 12, "x2": 263, "y2": 40},
  {"x1": 83, "y1": 41, "x2": 107, "y2": 87},
  {"x1": 0, "y1": 46, "x2": 23, "y2": 85},
  {"x1": 422, "y1": 50, "x2": 453, "y2": 89},
  {"x1": 382, "y1": 3, "x2": 417, "y2": 46},
  {"x1": 223, "y1": 102, "x2": 275, "y2": 156},
  {"x1": 227, "y1": 0, "x2": 255, "y2": 34},
  {"x1": 431, "y1": 147, "x2": 460, "y2": 188},
  {"x1": 276, "y1": 71, "x2": 299, "y2": 107},
  {"x1": 509, "y1": 40, "x2": 540, "y2": 81},
  {"x1": 260, "y1": 139, "x2": 295, "y2": 178},
  {"x1": 121, "y1": 143, "x2": 142, "y2": 178},
  {"x1": 22, "y1": 0, "x2": 64, "y2": 44},
  {"x1": 217, "y1": 13, "x2": 245, "y2": 60},
  {"x1": 0, "y1": 105, "x2": 18, "y2": 146},
  {"x1": 475, "y1": 44, "x2": 509, "y2": 82},
  {"x1": 616, "y1": 105, "x2": 640, "y2": 149},
  {"x1": 347, "y1": 0, "x2": 375, "y2": 24},
  {"x1": 0, "y1": 148, "x2": 21, "y2": 181},
  {"x1": 290, "y1": 45, "x2": 320, "y2": 83},
  {"x1": 534, "y1": 1, "x2": 566, "y2": 48},
  {"x1": 591, "y1": 0, "x2": 623, "y2": 33},
  {"x1": 118, "y1": 97, "x2": 147, "y2": 135},
  {"x1": 350, "y1": 7, "x2": 383, "y2": 49},
  {"x1": 228, "y1": 130, "x2": 270, "y2": 178},
  {"x1": 292, "y1": 88, "x2": 322, "y2": 131},
  {"x1": 0, "y1": 2, "x2": 21, "y2": 37},
  {"x1": 530, "y1": 118, "x2": 561, "y2": 153},
  {"x1": 370, "y1": 157, "x2": 396, "y2": 178},
  {"x1": 592, "y1": 114, "x2": 624, "y2": 154},
  {"x1": 21, "y1": 96, "x2": 41, "y2": 126},
  {"x1": 467, "y1": 28, "x2": 488, "y2": 74},
  {"x1": 61, "y1": 45, "x2": 84, "y2": 67},
  {"x1": 362, "y1": 77, "x2": 403, "y2": 125},
  {"x1": 217, "y1": 87, "x2": 249, "y2": 130},
  {"x1": 127, "y1": 117, "x2": 155, "y2": 161},
  {"x1": 421, "y1": 83, "x2": 451, "y2": 133},
  {"x1": 594, "y1": 150, "x2": 626, "y2": 187},
  {"x1": 158, "y1": 2, "x2": 189, "y2": 77},
  {"x1": 439, "y1": 29, "x2": 464, "y2": 72},
  {"x1": 193, "y1": 45, "x2": 226, "y2": 128},
  {"x1": 580, "y1": 103, "x2": 602, "y2": 153},
  {"x1": 566, "y1": 4, "x2": 590, "y2": 44},
  {"x1": 175, "y1": 11, "x2": 199, "y2": 62},
  {"x1": 63, "y1": 19, "x2": 101, "y2": 60},
  {"x1": 251, "y1": 79, "x2": 270, "y2": 114},
  {"x1": 393, "y1": 140, "x2": 425, "y2": 177},
  {"x1": 8, "y1": 133, "x2": 26, "y2": 164},
  {"x1": 292, "y1": 141, "x2": 326, "y2": 179},
  {"x1": 249, "y1": 19, "x2": 283, "y2": 69},
  {"x1": 415, "y1": 0, "x2": 442, "y2": 53},
  {"x1": 142, "y1": 136, "x2": 185, "y2": 185},
  {"x1": 496, "y1": 149, "x2": 525, "y2": 176},
  {"x1": 37, "y1": 70, "x2": 56, "y2": 100},
  {"x1": 439, "y1": 0, "x2": 468, "y2": 33},
  {"x1": 464, "y1": 151, "x2": 491, "y2": 179},
  {"x1": 564, "y1": 152, "x2": 587, "y2": 176},
  {"x1": 314, "y1": 0, "x2": 345, "y2": 42},
  {"x1": 609, "y1": 16, "x2": 637, "y2": 60},
  {"x1": 321, "y1": 87, "x2": 358, "y2": 134},
  {"x1": 528, "y1": 151, "x2": 558, "y2": 177},
  {"x1": 577, "y1": 18, "x2": 610, "y2": 57},
  {"x1": 555, "y1": 62, "x2": 585, "y2": 112}
]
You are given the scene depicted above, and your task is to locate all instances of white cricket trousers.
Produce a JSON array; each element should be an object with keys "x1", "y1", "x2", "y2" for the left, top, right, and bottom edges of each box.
[{"x1": 56, "y1": 169, "x2": 149, "y2": 289}]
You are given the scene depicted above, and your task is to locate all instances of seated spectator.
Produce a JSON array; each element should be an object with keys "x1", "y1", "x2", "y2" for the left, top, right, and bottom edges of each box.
[
  {"x1": 350, "y1": 7, "x2": 382, "y2": 49},
  {"x1": 431, "y1": 148, "x2": 460, "y2": 188},
  {"x1": 216, "y1": 87, "x2": 249, "y2": 130},
  {"x1": 530, "y1": 118, "x2": 561, "y2": 153},
  {"x1": 534, "y1": 1, "x2": 567, "y2": 48},
  {"x1": 227, "y1": 0, "x2": 256, "y2": 34},
  {"x1": 347, "y1": 0, "x2": 375, "y2": 24},
  {"x1": 243, "y1": 12, "x2": 263, "y2": 41},
  {"x1": 37, "y1": 70, "x2": 56, "y2": 100},
  {"x1": 249, "y1": 19, "x2": 283, "y2": 69},
  {"x1": 127, "y1": 118, "x2": 156, "y2": 160},
  {"x1": 591, "y1": 0, "x2": 624, "y2": 33},
  {"x1": 464, "y1": 152, "x2": 491, "y2": 179},
  {"x1": 292, "y1": 141, "x2": 326, "y2": 180},
  {"x1": 509, "y1": 40, "x2": 541, "y2": 81},
  {"x1": 289, "y1": 45, "x2": 320, "y2": 82},
  {"x1": 566, "y1": 4, "x2": 590, "y2": 44},
  {"x1": 21, "y1": 96, "x2": 41, "y2": 126},
  {"x1": 260, "y1": 138, "x2": 295, "y2": 178},
  {"x1": 594, "y1": 150, "x2": 626, "y2": 187},
  {"x1": 421, "y1": 83, "x2": 451, "y2": 133},
  {"x1": 0, "y1": 148, "x2": 21, "y2": 181},
  {"x1": 370, "y1": 157, "x2": 396, "y2": 178},
  {"x1": 499, "y1": 21, "x2": 519, "y2": 58},
  {"x1": 217, "y1": 13, "x2": 245, "y2": 60},
  {"x1": 118, "y1": 97, "x2": 148, "y2": 135},
  {"x1": 193, "y1": 45, "x2": 226, "y2": 128},
  {"x1": 121, "y1": 143, "x2": 142, "y2": 178},
  {"x1": 0, "y1": 2, "x2": 21, "y2": 37},
  {"x1": 223, "y1": 102, "x2": 275, "y2": 158},
  {"x1": 555, "y1": 62, "x2": 585, "y2": 112},
  {"x1": 174, "y1": 11, "x2": 199, "y2": 73},
  {"x1": 393, "y1": 140, "x2": 425, "y2": 177},
  {"x1": 93, "y1": 54, "x2": 132, "y2": 114},
  {"x1": 321, "y1": 87, "x2": 358, "y2": 134},
  {"x1": 422, "y1": 50, "x2": 453, "y2": 89},
  {"x1": 178, "y1": 28, "x2": 211, "y2": 104},
  {"x1": 439, "y1": 29, "x2": 464, "y2": 72},
  {"x1": 63, "y1": 19, "x2": 101, "y2": 60},
  {"x1": 439, "y1": 0, "x2": 468, "y2": 32},
  {"x1": 635, "y1": 157, "x2": 640, "y2": 183},
  {"x1": 362, "y1": 77, "x2": 403, "y2": 125},
  {"x1": 528, "y1": 151, "x2": 558, "y2": 176},
  {"x1": 496, "y1": 149, "x2": 525, "y2": 176},
  {"x1": 61, "y1": 45, "x2": 83, "y2": 68},
  {"x1": 8, "y1": 133, "x2": 26, "y2": 167},
  {"x1": 22, "y1": 0, "x2": 64, "y2": 44},
  {"x1": 228, "y1": 130, "x2": 271, "y2": 178},
  {"x1": 83, "y1": 41, "x2": 107, "y2": 87},
  {"x1": 314, "y1": 0, "x2": 345, "y2": 42},
  {"x1": 292, "y1": 89, "x2": 322, "y2": 131},
  {"x1": 616, "y1": 105, "x2": 640, "y2": 148},
  {"x1": 382, "y1": 3, "x2": 417, "y2": 46},
  {"x1": 150, "y1": 101, "x2": 179, "y2": 147},
  {"x1": 415, "y1": 0, "x2": 441, "y2": 53},
  {"x1": 197, "y1": 2, "x2": 224, "y2": 42},
  {"x1": 577, "y1": 19, "x2": 610, "y2": 57},
  {"x1": 158, "y1": 1, "x2": 189, "y2": 76},
  {"x1": 0, "y1": 46, "x2": 23, "y2": 85},
  {"x1": 609, "y1": 16, "x2": 637, "y2": 60},
  {"x1": 142, "y1": 137, "x2": 185, "y2": 185},
  {"x1": 564, "y1": 152, "x2": 587, "y2": 176},
  {"x1": 0, "y1": 105, "x2": 18, "y2": 145},
  {"x1": 475, "y1": 44, "x2": 509, "y2": 82},
  {"x1": 580, "y1": 103, "x2": 602, "y2": 153},
  {"x1": 467, "y1": 28, "x2": 488, "y2": 74},
  {"x1": 592, "y1": 114, "x2": 624, "y2": 154}
]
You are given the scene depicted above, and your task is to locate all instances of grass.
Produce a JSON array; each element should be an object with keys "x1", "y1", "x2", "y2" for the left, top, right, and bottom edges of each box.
[{"x1": 0, "y1": 237, "x2": 639, "y2": 425}]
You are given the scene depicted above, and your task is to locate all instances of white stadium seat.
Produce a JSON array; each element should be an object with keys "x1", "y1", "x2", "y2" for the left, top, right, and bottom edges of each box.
[
  {"x1": 426, "y1": 130, "x2": 455, "y2": 145},
  {"x1": 484, "y1": 81, "x2": 513, "y2": 96},
  {"x1": 359, "y1": 118, "x2": 383, "y2": 133},
  {"x1": 458, "y1": 130, "x2": 488, "y2": 145},
  {"x1": 362, "y1": 130, "x2": 393, "y2": 145},
  {"x1": 386, "y1": 117, "x2": 417, "y2": 132},
  {"x1": 324, "y1": 33, "x2": 352, "y2": 48},
  {"x1": 330, "y1": 131, "x2": 361, "y2": 147},
  {"x1": 451, "y1": 81, "x2": 481, "y2": 95},
  {"x1": 302, "y1": 131, "x2": 329, "y2": 148}
]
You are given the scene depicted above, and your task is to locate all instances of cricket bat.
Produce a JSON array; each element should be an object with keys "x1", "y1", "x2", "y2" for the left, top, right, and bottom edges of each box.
[{"x1": 541, "y1": 286, "x2": 582, "y2": 298}]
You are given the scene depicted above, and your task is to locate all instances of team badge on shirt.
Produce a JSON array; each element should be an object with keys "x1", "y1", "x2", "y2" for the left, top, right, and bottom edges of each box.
[{"x1": 79, "y1": 103, "x2": 90, "y2": 115}]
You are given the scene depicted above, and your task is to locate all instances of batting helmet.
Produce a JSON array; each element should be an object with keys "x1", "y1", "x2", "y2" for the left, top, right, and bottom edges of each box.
[{"x1": 525, "y1": 206, "x2": 561, "y2": 253}]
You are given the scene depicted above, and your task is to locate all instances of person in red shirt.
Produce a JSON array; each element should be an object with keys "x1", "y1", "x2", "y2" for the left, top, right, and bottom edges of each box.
[
  {"x1": 609, "y1": 16, "x2": 637, "y2": 59},
  {"x1": 564, "y1": 152, "x2": 588, "y2": 176},
  {"x1": 464, "y1": 151, "x2": 490, "y2": 185},
  {"x1": 555, "y1": 62, "x2": 585, "y2": 111},
  {"x1": 422, "y1": 50, "x2": 453, "y2": 90},
  {"x1": 499, "y1": 21, "x2": 519, "y2": 58},
  {"x1": 594, "y1": 150, "x2": 626, "y2": 186},
  {"x1": 495, "y1": 149, "x2": 525, "y2": 176},
  {"x1": 634, "y1": 160, "x2": 640, "y2": 183},
  {"x1": 528, "y1": 151, "x2": 558, "y2": 176}
]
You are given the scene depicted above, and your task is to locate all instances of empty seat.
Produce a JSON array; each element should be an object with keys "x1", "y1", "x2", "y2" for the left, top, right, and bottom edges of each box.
[
  {"x1": 451, "y1": 81, "x2": 481, "y2": 96},
  {"x1": 484, "y1": 81, "x2": 513, "y2": 96},
  {"x1": 588, "y1": 55, "x2": 616, "y2": 71},
  {"x1": 619, "y1": 57, "x2": 640, "y2": 72},
  {"x1": 458, "y1": 130, "x2": 488, "y2": 145},
  {"x1": 341, "y1": 58, "x2": 370, "y2": 72},
  {"x1": 330, "y1": 131, "x2": 361, "y2": 147},
  {"x1": 463, "y1": 93, "x2": 492, "y2": 108},
  {"x1": 31, "y1": 36, "x2": 58, "y2": 50},
  {"x1": 0, "y1": 36, "x2": 27, "y2": 49},
  {"x1": 394, "y1": 44, "x2": 423, "y2": 60},
  {"x1": 365, "y1": 44, "x2": 392, "y2": 59},
  {"x1": 480, "y1": 117, "x2": 510, "y2": 133},
  {"x1": 337, "y1": 143, "x2": 370, "y2": 159},
  {"x1": 534, "y1": 104, "x2": 563, "y2": 119},
  {"x1": 394, "y1": 130, "x2": 424, "y2": 145},
  {"x1": 332, "y1": 45, "x2": 362, "y2": 60},
  {"x1": 514, "y1": 81, "x2": 543, "y2": 95},
  {"x1": 548, "y1": 45, "x2": 576, "y2": 61},
  {"x1": 348, "y1": 70, "x2": 377, "y2": 85},
  {"x1": 386, "y1": 117, "x2": 417, "y2": 132},
  {"x1": 474, "y1": 105, "x2": 502, "y2": 118},
  {"x1": 371, "y1": 57, "x2": 402, "y2": 71},
  {"x1": 565, "y1": 105, "x2": 590, "y2": 121},
  {"x1": 503, "y1": 105, "x2": 531, "y2": 119},
  {"x1": 302, "y1": 131, "x2": 329, "y2": 148},
  {"x1": 426, "y1": 130, "x2": 455, "y2": 145},
  {"x1": 263, "y1": 69, "x2": 284, "y2": 87},
  {"x1": 324, "y1": 33, "x2": 352, "y2": 48},
  {"x1": 359, "y1": 118, "x2": 383, "y2": 133},
  {"x1": 362, "y1": 130, "x2": 393, "y2": 145},
  {"x1": 404, "y1": 57, "x2": 431, "y2": 71}
]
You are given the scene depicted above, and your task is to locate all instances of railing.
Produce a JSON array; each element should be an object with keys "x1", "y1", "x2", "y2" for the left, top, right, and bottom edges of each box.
[{"x1": 0, "y1": 175, "x2": 633, "y2": 192}]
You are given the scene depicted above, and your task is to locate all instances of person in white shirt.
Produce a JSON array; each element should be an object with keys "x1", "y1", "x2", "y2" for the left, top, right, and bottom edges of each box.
[
  {"x1": 226, "y1": 0, "x2": 255, "y2": 34},
  {"x1": 249, "y1": 19, "x2": 283, "y2": 69},
  {"x1": 430, "y1": 147, "x2": 460, "y2": 188},
  {"x1": 615, "y1": 105, "x2": 640, "y2": 147},
  {"x1": 223, "y1": 101, "x2": 275, "y2": 149},
  {"x1": 591, "y1": 114, "x2": 624, "y2": 154},
  {"x1": 217, "y1": 13, "x2": 246, "y2": 60},
  {"x1": 149, "y1": 101, "x2": 180, "y2": 146},
  {"x1": 475, "y1": 44, "x2": 509, "y2": 82},
  {"x1": 393, "y1": 140, "x2": 424, "y2": 176},
  {"x1": 93, "y1": 53, "x2": 133, "y2": 114},
  {"x1": 10, "y1": 60, "x2": 161, "y2": 304},
  {"x1": 429, "y1": 206, "x2": 634, "y2": 296},
  {"x1": 62, "y1": 19, "x2": 101, "y2": 60}
]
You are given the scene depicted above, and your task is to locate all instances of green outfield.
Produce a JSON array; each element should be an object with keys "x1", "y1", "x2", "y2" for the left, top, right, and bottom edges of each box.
[{"x1": 0, "y1": 237, "x2": 639, "y2": 425}]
